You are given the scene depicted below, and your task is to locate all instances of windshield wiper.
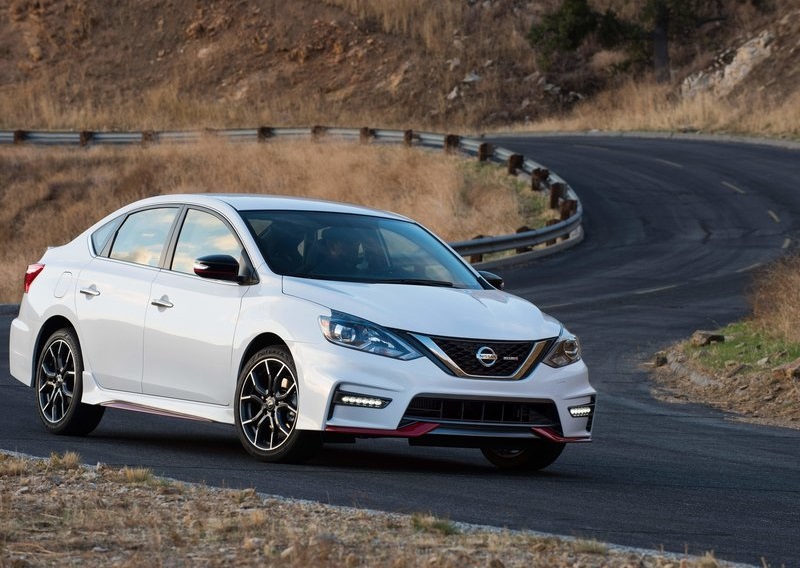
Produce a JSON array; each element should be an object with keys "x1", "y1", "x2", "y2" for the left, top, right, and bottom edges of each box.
[{"x1": 378, "y1": 278, "x2": 455, "y2": 287}]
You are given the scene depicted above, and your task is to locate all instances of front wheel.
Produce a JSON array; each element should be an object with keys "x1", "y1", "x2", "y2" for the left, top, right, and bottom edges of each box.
[
  {"x1": 481, "y1": 442, "x2": 565, "y2": 471},
  {"x1": 35, "y1": 328, "x2": 105, "y2": 436},
  {"x1": 234, "y1": 346, "x2": 320, "y2": 463}
]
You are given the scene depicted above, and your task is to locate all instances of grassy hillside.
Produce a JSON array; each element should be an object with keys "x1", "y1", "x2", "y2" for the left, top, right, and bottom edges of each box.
[{"x1": 1, "y1": 0, "x2": 797, "y2": 135}]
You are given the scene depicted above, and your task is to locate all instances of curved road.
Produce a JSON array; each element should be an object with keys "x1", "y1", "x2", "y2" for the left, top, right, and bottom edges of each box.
[{"x1": 2, "y1": 136, "x2": 799, "y2": 567}]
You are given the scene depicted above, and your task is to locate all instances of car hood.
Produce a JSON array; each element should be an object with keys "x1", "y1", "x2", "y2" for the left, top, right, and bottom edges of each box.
[{"x1": 281, "y1": 277, "x2": 561, "y2": 340}]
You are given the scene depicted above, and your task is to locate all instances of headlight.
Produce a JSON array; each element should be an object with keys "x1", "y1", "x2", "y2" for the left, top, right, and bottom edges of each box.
[
  {"x1": 319, "y1": 312, "x2": 421, "y2": 360},
  {"x1": 544, "y1": 329, "x2": 581, "y2": 368}
]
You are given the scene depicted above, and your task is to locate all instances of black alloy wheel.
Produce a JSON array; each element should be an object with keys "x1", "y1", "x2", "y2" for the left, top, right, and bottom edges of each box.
[
  {"x1": 235, "y1": 346, "x2": 320, "y2": 462},
  {"x1": 35, "y1": 328, "x2": 105, "y2": 435}
]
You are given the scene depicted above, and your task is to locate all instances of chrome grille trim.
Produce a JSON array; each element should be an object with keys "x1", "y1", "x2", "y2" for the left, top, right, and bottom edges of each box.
[{"x1": 411, "y1": 334, "x2": 552, "y2": 379}]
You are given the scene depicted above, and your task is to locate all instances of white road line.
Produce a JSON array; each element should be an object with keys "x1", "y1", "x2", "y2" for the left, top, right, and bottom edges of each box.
[
  {"x1": 572, "y1": 144, "x2": 611, "y2": 151},
  {"x1": 541, "y1": 302, "x2": 576, "y2": 310},
  {"x1": 737, "y1": 263, "x2": 762, "y2": 273},
  {"x1": 653, "y1": 158, "x2": 684, "y2": 169},
  {"x1": 768, "y1": 210, "x2": 781, "y2": 223},
  {"x1": 783, "y1": 238, "x2": 792, "y2": 249},
  {"x1": 633, "y1": 284, "x2": 678, "y2": 295},
  {"x1": 722, "y1": 181, "x2": 746, "y2": 194}
]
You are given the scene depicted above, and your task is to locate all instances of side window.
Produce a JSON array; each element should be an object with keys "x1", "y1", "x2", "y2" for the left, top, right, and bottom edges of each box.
[
  {"x1": 109, "y1": 208, "x2": 178, "y2": 267},
  {"x1": 90, "y1": 218, "x2": 121, "y2": 255},
  {"x1": 171, "y1": 209, "x2": 244, "y2": 275}
]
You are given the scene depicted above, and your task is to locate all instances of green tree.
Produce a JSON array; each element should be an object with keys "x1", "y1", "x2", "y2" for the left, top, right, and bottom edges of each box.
[
  {"x1": 529, "y1": 0, "x2": 730, "y2": 80},
  {"x1": 528, "y1": 0, "x2": 598, "y2": 70}
]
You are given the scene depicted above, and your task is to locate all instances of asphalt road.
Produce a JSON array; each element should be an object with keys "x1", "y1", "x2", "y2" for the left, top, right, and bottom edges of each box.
[{"x1": 2, "y1": 135, "x2": 799, "y2": 567}]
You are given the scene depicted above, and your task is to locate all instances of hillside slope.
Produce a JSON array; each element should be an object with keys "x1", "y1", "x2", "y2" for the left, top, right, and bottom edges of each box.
[{"x1": 0, "y1": 0, "x2": 797, "y2": 132}]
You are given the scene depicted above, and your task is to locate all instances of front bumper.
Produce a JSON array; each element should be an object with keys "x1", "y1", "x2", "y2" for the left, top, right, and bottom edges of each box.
[{"x1": 291, "y1": 340, "x2": 596, "y2": 444}]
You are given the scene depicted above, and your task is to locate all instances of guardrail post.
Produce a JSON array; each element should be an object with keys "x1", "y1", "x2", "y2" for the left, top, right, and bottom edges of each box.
[
  {"x1": 360, "y1": 127, "x2": 376, "y2": 143},
  {"x1": 546, "y1": 220, "x2": 559, "y2": 246},
  {"x1": 507, "y1": 154, "x2": 523, "y2": 175},
  {"x1": 312, "y1": 125, "x2": 328, "y2": 141},
  {"x1": 560, "y1": 199, "x2": 577, "y2": 220},
  {"x1": 404, "y1": 130, "x2": 414, "y2": 147},
  {"x1": 444, "y1": 134, "x2": 460, "y2": 154},
  {"x1": 532, "y1": 167, "x2": 549, "y2": 191},
  {"x1": 478, "y1": 143, "x2": 493, "y2": 162},
  {"x1": 549, "y1": 182, "x2": 565, "y2": 209},
  {"x1": 142, "y1": 131, "x2": 158, "y2": 146},
  {"x1": 257, "y1": 127, "x2": 274, "y2": 142},
  {"x1": 469, "y1": 235, "x2": 485, "y2": 263},
  {"x1": 13, "y1": 130, "x2": 26, "y2": 144},
  {"x1": 516, "y1": 226, "x2": 532, "y2": 253},
  {"x1": 79, "y1": 131, "x2": 94, "y2": 146}
]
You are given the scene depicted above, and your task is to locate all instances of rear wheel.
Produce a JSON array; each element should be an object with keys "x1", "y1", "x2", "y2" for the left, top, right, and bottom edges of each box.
[
  {"x1": 481, "y1": 442, "x2": 565, "y2": 471},
  {"x1": 235, "y1": 346, "x2": 320, "y2": 463},
  {"x1": 35, "y1": 328, "x2": 105, "y2": 436}
]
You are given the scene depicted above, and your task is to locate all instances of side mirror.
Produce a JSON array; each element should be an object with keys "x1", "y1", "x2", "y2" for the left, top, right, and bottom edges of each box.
[
  {"x1": 478, "y1": 270, "x2": 505, "y2": 290},
  {"x1": 194, "y1": 255, "x2": 242, "y2": 283}
]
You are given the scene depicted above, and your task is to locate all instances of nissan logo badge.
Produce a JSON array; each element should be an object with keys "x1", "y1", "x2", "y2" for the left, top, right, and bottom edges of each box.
[{"x1": 476, "y1": 346, "x2": 498, "y2": 367}]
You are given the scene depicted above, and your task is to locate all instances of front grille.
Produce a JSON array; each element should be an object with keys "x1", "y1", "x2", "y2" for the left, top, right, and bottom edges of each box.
[
  {"x1": 429, "y1": 337, "x2": 539, "y2": 378},
  {"x1": 403, "y1": 396, "x2": 560, "y2": 427}
]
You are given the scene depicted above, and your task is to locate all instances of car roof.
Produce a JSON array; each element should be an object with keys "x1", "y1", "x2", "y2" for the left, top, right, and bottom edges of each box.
[{"x1": 128, "y1": 193, "x2": 409, "y2": 221}]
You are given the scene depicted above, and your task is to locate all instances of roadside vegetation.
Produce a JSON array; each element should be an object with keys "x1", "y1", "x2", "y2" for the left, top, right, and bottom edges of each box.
[
  {"x1": 0, "y1": 140, "x2": 553, "y2": 303},
  {"x1": 0, "y1": 451, "x2": 735, "y2": 567},
  {"x1": 654, "y1": 255, "x2": 800, "y2": 430}
]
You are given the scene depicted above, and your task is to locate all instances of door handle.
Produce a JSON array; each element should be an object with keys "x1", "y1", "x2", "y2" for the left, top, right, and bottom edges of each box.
[
  {"x1": 150, "y1": 298, "x2": 174, "y2": 309},
  {"x1": 79, "y1": 287, "x2": 100, "y2": 297}
]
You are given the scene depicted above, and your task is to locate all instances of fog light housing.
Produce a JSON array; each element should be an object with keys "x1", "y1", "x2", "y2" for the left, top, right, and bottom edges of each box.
[{"x1": 334, "y1": 390, "x2": 391, "y2": 409}]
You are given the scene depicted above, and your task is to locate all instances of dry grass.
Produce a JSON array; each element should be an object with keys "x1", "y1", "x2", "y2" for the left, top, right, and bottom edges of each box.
[
  {"x1": 750, "y1": 254, "x2": 800, "y2": 344},
  {"x1": 0, "y1": 140, "x2": 549, "y2": 303},
  {"x1": 322, "y1": 0, "x2": 539, "y2": 62},
  {"x1": 0, "y1": 451, "x2": 736, "y2": 567},
  {"x1": 520, "y1": 78, "x2": 800, "y2": 139},
  {"x1": 0, "y1": 0, "x2": 552, "y2": 131}
]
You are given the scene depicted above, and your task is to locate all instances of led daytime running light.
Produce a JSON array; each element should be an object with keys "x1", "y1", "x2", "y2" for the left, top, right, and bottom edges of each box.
[
  {"x1": 569, "y1": 405, "x2": 593, "y2": 418},
  {"x1": 335, "y1": 391, "x2": 391, "y2": 409}
]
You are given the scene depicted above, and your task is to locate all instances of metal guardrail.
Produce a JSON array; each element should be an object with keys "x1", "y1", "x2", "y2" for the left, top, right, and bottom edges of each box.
[{"x1": 1, "y1": 127, "x2": 583, "y2": 262}]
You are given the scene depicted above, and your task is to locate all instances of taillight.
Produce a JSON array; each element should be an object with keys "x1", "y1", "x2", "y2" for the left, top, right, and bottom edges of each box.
[{"x1": 24, "y1": 264, "x2": 45, "y2": 293}]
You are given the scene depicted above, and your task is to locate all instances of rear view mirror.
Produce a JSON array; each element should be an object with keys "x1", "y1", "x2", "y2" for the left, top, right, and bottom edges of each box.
[
  {"x1": 478, "y1": 270, "x2": 504, "y2": 290},
  {"x1": 194, "y1": 255, "x2": 241, "y2": 282}
]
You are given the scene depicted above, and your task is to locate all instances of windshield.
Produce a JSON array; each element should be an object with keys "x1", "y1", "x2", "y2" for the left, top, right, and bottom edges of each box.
[{"x1": 240, "y1": 210, "x2": 483, "y2": 289}]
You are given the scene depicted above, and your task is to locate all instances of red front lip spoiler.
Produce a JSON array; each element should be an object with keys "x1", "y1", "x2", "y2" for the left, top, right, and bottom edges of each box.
[
  {"x1": 531, "y1": 426, "x2": 592, "y2": 443},
  {"x1": 325, "y1": 422, "x2": 439, "y2": 437},
  {"x1": 325, "y1": 422, "x2": 591, "y2": 443}
]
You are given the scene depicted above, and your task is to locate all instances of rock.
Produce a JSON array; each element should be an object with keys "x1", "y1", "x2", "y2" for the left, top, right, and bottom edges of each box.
[
  {"x1": 691, "y1": 331, "x2": 725, "y2": 346},
  {"x1": 771, "y1": 357, "x2": 800, "y2": 380},
  {"x1": 682, "y1": 30, "x2": 774, "y2": 99},
  {"x1": 655, "y1": 351, "x2": 668, "y2": 367}
]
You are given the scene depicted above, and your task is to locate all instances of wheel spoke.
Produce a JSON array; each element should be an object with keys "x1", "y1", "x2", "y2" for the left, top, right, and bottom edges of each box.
[
  {"x1": 276, "y1": 401, "x2": 297, "y2": 415},
  {"x1": 276, "y1": 381, "x2": 296, "y2": 401},
  {"x1": 247, "y1": 371, "x2": 268, "y2": 397},
  {"x1": 241, "y1": 406, "x2": 264, "y2": 427}
]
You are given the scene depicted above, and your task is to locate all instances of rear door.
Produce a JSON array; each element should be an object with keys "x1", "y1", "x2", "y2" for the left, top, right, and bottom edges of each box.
[{"x1": 76, "y1": 207, "x2": 180, "y2": 393}]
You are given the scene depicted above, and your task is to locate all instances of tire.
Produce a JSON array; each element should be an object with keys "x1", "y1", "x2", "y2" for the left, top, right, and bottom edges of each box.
[
  {"x1": 234, "y1": 346, "x2": 320, "y2": 463},
  {"x1": 35, "y1": 328, "x2": 105, "y2": 436},
  {"x1": 481, "y1": 442, "x2": 565, "y2": 471}
]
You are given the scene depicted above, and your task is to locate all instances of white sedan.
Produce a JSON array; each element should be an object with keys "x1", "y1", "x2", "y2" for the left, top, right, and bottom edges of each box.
[{"x1": 9, "y1": 194, "x2": 595, "y2": 470}]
